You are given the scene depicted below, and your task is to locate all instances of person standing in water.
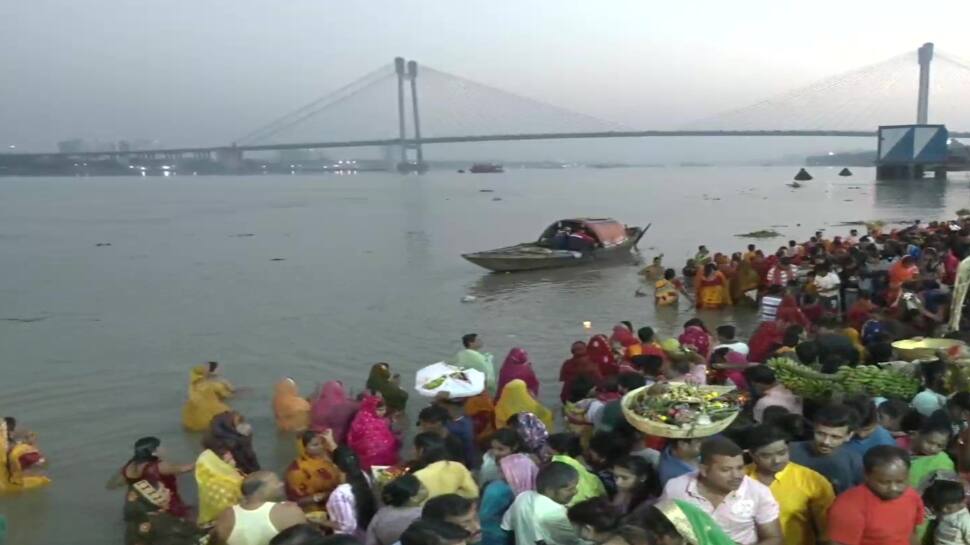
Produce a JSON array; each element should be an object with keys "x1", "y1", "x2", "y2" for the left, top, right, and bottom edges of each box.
[{"x1": 456, "y1": 334, "x2": 496, "y2": 397}]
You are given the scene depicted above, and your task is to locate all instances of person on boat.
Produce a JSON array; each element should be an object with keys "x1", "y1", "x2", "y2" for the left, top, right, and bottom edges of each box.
[
  {"x1": 285, "y1": 430, "x2": 342, "y2": 514},
  {"x1": 655, "y1": 269, "x2": 690, "y2": 307},
  {"x1": 497, "y1": 347, "x2": 540, "y2": 398},
  {"x1": 365, "y1": 475, "x2": 427, "y2": 545},
  {"x1": 123, "y1": 479, "x2": 207, "y2": 545},
  {"x1": 456, "y1": 333, "x2": 497, "y2": 396},
  {"x1": 0, "y1": 418, "x2": 51, "y2": 493},
  {"x1": 182, "y1": 362, "x2": 235, "y2": 432},
  {"x1": 347, "y1": 395, "x2": 400, "y2": 471},
  {"x1": 273, "y1": 377, "x2": 311, "y2": 433},
  {"x1": 695, "y1": 263, "x2": 732, "y2": 310},
  {"x1": 209, "y1": 410, "x2": 261, "y2": 474},
  {"x1": 587, "y1": 335, "x2": 619, "y2": 378},
  {"x1": 559, "y1": 341, "x2": 602, "y2": 404},
  {"x1": 112, "y1": 436, "x2": 194, "y2": 519},
  {"x1": 194, "y1": 438, "x2": 244, "y2": 526},
  {"x1": 366, "y1": 363, "x2": 409, "y2": 416},
  {"x1": 310, "y1": 381, "x2": 360, "y2": 444},
  {"x1": 568, "y1": 229, "x2": 597, "y2": 254},
  {"x1": 495, "y1": 380, "x2": 554, "y2": 431}
]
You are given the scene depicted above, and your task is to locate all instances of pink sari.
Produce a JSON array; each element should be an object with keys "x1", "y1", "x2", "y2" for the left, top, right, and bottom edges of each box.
[
  {"x1": 497, "y1": 348, "x2": 540, "y2": 398},
  {"x1": 499, "y1": 453, "x2": 538, "y2": 495},
  {"x1": 678, "y1": 325, "x2": 712, "y2": 358},
  {"x1": 346, "y1": 395, "x2": 399, "y2": 470},
  {"x1": 310, "y1": 381, "x2": 360, "y2": 443}
]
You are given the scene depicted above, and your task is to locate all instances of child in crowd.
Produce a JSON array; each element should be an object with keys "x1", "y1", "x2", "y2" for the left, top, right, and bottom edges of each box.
[{"x1": 923, "y1": 479, "x2": 970, "y2": 545}]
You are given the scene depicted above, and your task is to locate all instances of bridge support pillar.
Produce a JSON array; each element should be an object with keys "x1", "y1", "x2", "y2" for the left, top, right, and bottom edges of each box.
[
  {"x1": 215, "y1": 147, "x2": 244, "y2": 173},
  {"x1": 917, "y1": 43, "x2": 933, "y2": 124}
]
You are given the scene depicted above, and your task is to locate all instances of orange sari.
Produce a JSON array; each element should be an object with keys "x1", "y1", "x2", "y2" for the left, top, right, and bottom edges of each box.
[
  {"x1": 696, "y1": 272, "x2": 732, "y2": 310},
  {"x1": 464, "y1": 392, "x2": 496, "y2": 449}
]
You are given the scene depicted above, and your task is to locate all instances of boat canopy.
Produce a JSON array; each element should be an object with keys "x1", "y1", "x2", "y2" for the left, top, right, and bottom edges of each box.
[{"x1": 540, "y1": 218, "x2": 628, "y2": 247}]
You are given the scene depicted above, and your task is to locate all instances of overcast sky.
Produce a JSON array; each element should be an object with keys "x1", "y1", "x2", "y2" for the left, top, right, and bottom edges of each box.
[{"x1": 2, "y1": 0, "x2": 967, "y2": 158}]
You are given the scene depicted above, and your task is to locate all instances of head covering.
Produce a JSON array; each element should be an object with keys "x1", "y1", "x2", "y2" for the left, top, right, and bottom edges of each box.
[
  {"x1": 208, "y1": 411, "x2": 260, "y2": 474},
  {"x1": 499, "y1": 453, "x2": 538, "y2": 495},
  {"x1": 494, "y1": 380, "x2": 554, "y2": 431},
  {"x1": 366, "y1": 363, "x2": 409, "y2": 413},
  {"x1": 273, "y1": 378, "x2": 311, "y2": 432},
  {"x1": 512, "y1": 413, "x2": 551, "y2": 457},
  {"x1": 310, "y1": 381, "x2": 360, "y2": 442},
  {"x1": 559, "y1": 341, "x2": 602, "y2": 403},
  {"x1": 776, "y1": 296, "x2": 811, "y2": 329},
  {"x1": 497, "y1": 348, "x2": 540, "y2": 399},
  {"x1": 655, "y1": 499, "x2": 736, "y2": 545},
  {"x1": 587, "y1": 334, "x2": 618, "y2": 377},
  {"x1": 611, "y1": 326, "x2": 639, "y2": 348},
  {"x1": 189, "y1": 365, "x2": 208, "y2": 384},
  {"x1": 195, "y1": 450, "x2": 243, "y2": 524},
  {"x1": 346, "y1": 395, "x2": 399, "y2": 470},
  {"x1": 679, "y1": 325, "x2": 712, "y2": 358}
]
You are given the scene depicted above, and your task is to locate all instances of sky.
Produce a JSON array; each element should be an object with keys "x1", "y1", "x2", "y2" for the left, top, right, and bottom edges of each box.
[{"x1": 2, "y1": 0, "x2": 968, "y2": 160}]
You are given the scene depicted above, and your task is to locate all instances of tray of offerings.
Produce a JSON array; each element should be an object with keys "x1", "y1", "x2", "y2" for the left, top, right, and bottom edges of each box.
[{"x1": 621, "y1": 383, "x2": 741, "y2": 438}]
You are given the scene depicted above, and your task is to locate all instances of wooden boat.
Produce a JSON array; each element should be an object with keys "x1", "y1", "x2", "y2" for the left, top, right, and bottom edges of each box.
[{"x1": 462, "y1": 218, "x2": 649, "y2": 272}]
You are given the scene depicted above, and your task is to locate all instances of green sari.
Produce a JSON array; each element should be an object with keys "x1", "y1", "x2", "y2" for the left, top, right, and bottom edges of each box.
[{"x1": 655, "y1": 499, "x2": 735, "y2": 545}]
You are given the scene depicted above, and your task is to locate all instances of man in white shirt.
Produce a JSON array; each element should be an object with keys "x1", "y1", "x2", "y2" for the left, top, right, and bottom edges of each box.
[
  {"x1": 713, "y1": 325, "x2": 749, "y2": 356},
  {"x1": 814, "y1": 264, "x2": 842, "y2": 313},
  {"x1": 502, "y1": 462, "x2": 581, "y2": 545}
]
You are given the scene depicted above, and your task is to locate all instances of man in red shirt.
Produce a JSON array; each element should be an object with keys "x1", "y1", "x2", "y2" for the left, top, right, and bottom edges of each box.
[{"x1": 827, "y1": 445, "x2": 924, "y2": 545}]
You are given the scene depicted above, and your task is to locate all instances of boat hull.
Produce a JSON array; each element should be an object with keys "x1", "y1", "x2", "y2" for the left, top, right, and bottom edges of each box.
[{"x1": 462, "y1": 227, "x2": 645, "y2": 272}]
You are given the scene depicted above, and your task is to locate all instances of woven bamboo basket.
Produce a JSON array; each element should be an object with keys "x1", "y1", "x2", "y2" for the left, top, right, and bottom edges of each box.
[{"x1": 621, "y1": 384, "x2": 740, "y2": 438}]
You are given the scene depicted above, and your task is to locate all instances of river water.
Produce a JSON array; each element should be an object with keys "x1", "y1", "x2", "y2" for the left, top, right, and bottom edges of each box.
[{"x1": 1, "y1": 167, "x2": 968, "y2": 544}]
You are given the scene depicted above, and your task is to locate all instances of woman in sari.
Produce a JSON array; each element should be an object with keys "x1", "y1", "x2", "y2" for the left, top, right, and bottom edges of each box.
[
  {"x1": 635, "y1": 499, "x2": 735, "y2": 545},
  {"x1": 464, "y1": 392, "x2": 497, "y2": 450},
  {"x1": 117, "y1": 436, "x2": 193, "y2": 519},
  {"x1": 366, "y1": 363, "x2": 409, "y2": 415},
  {"x1": 560, "y1": 341, "x2": 602, "y2": 404},
  {"x1": 732, "y1": 258, "x2": 762, "y2": 303},
  {"x1": 587, "y1": 335, "x2": 618, "y2": 379},
  {"x1": 209, "y1": 411, "x2": 260, "y2": 474},
  {"x1": 511, "y1": 413, "x2": 553, "y2": 463},
  {"x1": 0, "y1": 419, "x2": 51, "y2": 493},
  {"x1": 347, "y1": 395, "x2": 400, "y2": 470},
  {"x1": 310, "y1": 381, "x2": 360, "y2": 443},
  {"x1": 494, "y1": 380, "x2": 554, "y2": 431},
  {"x1": 678, "y1": 319, "x2": 712, "y2": 359},
  {"x1": 655, "y1": 269, "x2": 690, "y2": 307},
  {"x1": 273, "y1": 377, "x2": 311, "y2": 433},
  {"x1": 480, "y1": 453, "x2": 541, "y2": 545},
  {"x1": 123, "y1": 480, "x2": 206, "y2": 545},
  {"x1": 611, "y1": 326, "x2": 643, "y2": 363},
  {"x1": 285, "y1": 430, "x2": 342, "y2": 514},
  {"x1": 181, "y1": 362, "x2": 234, "y2": 432},
  {"x1": 776, "y1": 295, "x2": 812, "y2": 330},
  {"x1": 497, "y1": 347, "x2": 540, "y2": 398},
  {"x1": 695, "y1": 264, "x2": 732, "y2": 310},
  {"x1": 194, "y1": 441, "x2": 243, "y2": 525}
]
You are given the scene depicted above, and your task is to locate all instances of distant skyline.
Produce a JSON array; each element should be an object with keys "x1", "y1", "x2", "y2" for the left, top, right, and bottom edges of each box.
[{"x1": 2, "y1": 1, "x2": 968, "y2": 160}]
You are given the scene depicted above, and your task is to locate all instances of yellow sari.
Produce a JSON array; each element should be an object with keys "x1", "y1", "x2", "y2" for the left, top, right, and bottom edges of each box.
[
  {"x1": 195, "y1": 449, "x2": 243, "y2": 525},
  {"x1": 182, "y1": 366, "x2": 234, "y2": 432},
  {"x1": 494, "y1": 379, "x2": 554, "y2": 430},
  {"x1": 655, "y1": 279, "x2": 680, "y2": 306},
  {"x1": 0, "y1": 421, "x2": 51, "y2": 493}
]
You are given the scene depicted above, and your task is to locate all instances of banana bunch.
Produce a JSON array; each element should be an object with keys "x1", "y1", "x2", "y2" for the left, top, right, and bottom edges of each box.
[
  {"x1": 766, "y1": 358, "x2": 835, "y2": 399},
  {"x1": 766, "y1": 358, "x2": 921, "y2": 400},
  {"x1": 833, "y1": 365, "x2": 920, "y2": 399}
]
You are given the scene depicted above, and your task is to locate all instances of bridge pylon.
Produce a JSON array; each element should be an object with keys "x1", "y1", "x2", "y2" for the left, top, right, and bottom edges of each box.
[{"x1": 394, "y1": 57, "x2": 428, "y2": 173}]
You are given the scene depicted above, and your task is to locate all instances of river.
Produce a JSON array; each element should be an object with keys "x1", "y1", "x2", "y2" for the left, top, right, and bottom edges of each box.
[{"x1": 0, "y1": 167, "x2": 967, "y2": 544}]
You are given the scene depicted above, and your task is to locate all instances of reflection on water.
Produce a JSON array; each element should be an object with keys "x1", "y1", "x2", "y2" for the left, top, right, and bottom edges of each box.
[{"x1": 874, "y1": 179, "x2": 947, "y2": 211}]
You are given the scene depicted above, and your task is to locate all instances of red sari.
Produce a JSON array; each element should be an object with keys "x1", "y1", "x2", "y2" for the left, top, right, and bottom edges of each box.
[
  {"x1": 679, "y1": 325, "x2": 712, "y2": 359},
  {"x1": 122, "y1": 461, "x2": 190, "y2": 519},
  {"x1": 559, "y1": 342, "x2": 602, "y2": 403},
  {"x1": 346, "y1": 395, "x2": 400, "y2": 470},
  {"x1": 587, "y1": 335, "x2": 618, "y2": 377},
  {"x1": 610, "y1": 326, "x2": 643, "y2": 362},
  {"x1": 497, "y1": 347, "x2": 540, "y2": 398}
]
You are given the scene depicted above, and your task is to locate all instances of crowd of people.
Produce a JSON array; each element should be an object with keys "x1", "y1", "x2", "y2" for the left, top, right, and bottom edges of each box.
[{"x1": 6, "y1": 217, "x2": 970, "y2": 545}]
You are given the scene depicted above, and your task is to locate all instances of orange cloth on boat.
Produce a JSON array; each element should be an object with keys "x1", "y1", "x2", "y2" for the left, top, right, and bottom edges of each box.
[{"x1": 273, "y1": 377, "x2": 311, "y2": 432}]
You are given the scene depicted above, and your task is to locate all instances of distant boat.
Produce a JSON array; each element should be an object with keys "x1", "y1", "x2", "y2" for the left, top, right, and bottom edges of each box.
[
  {"x1": 462, "y1": 218, "x2": 648, "y2": 272},
  {"x1": 794, "y1": 168, "x2": 813, "y2": 181},
  {"x1": 839, "y1": 168, "x2": 853, "y2": 176},
  {"x1": 787, "y1": 181, "x2": 803, "y2": 188},
  {"x1": 469, "y1": 163, "x2": 504, "y2": 173}
]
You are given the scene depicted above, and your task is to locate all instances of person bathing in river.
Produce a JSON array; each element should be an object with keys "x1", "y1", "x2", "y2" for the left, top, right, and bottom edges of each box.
[
  {"x1": 182, "y1": 361, "x2": 236, "y2": 432},
  {"x1": 655, "y1": 269, "x2": 690, "y2": 307},
  {"x1": 0, "y1": 417, "x2": 51, "y2": 493},
  {"x1": 110, "y1": 436, "x2": 194, "y2": 519},
  {"x1": 695, "y1": 263, "x2": 731, "y2": 310}
]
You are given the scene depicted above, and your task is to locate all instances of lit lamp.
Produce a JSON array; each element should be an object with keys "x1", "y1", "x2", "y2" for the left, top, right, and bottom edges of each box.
[{"x1": 582, "y1": 321, "x2": 592, "y2": 330}]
